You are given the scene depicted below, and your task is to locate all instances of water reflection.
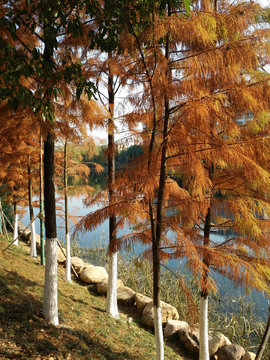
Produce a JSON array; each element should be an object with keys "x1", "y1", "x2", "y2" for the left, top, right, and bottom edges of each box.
[{"x1": 20, "y1": 194, "x2": 269, "y2": 320}]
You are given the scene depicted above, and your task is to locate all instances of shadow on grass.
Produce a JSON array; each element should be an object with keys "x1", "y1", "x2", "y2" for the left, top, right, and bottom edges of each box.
[
  {"x1": 69, "y1": 294, "x2": 89, "y2": 306},
  {"x1": 0, "y1": 236, "x2": 196, "y2": 360},
  {"x1": 0, "y1": 270, "x2": 150, "y2": 359}
]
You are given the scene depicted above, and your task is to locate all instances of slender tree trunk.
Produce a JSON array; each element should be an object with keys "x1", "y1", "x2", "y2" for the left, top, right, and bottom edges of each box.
[
  {"x1": 153, "y1": 7, "x2": 171, "y2": 358},
  {"x1": 106, "y1": 52, "x2": 119, "y2": 319},
  {"x1": 199, "y1": 207, "x2": 211, "y2": 360},
  {"x1": 152, "y1": 235, "x2": 163, "y2": 359},
  {"x1": 43, "y1": 233, "x2": 58, "y2": 324},
  {"x1": 13, "y1": 200, "x2": 18, "y2": 246},
  {"x1": 148, "y1": 111, "x2": 162, "y2": 357},
  {"x1": 153, "y1": 113, "x2": 169, "y2": 360},
  {"x1": 199, "y1": 0, "x2": 217, "y2": 351},
  {"x1": 153, "y1": 108, "x2": 167, "y2": 358},
  {"x1": 0, "y1": 201, "x2": 8, "y2": 240},
  {"x1": 42, "y1": 28, "x2": 58, "y2": 325},
  {"x1": 106, "y1": 248, "x2": 118, "y2": 317},
  {"x1": 40, "y1": 134, "x2": 45, "y2": 265},
  {"x1": 28, "y1": 156, "x2": 37, "y2": 257},
  {"x1": 0, "y1": 200, "x2": 2, "y2": 235},
  {"x1": 255, "y1": 307, "x2": 270, "y2": 360},
  {"x1": 148, "y1": 103, "x2": 161, "y2": 358},
  {"x1": 43, "y1": 131, "x2": 58, "y2": 325},
  {"x1": 64, "y1": 142, "x2": 71, "y2": 282}
]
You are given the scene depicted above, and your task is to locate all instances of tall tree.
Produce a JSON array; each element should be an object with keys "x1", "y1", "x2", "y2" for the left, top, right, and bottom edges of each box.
[
  {"x1": 0, "y1": 0, "x2": 97, "y2": 324},
  {"x1": 54, "y1": 140, "x2": 94, "y2": 282},
  {"x1": 53, "y1": 79, "x2": 102, "y2": 281},
  {"x1": 106, "y1": 52, "x2": 118, "y2": 318},
  {"x1": 74, "y1": 0, "x2": 142, "y2": 319},
  {"x1": 102, "y1": 1, "x2": 270, "y2": 359},
  {"x1": 39, "y1": 134, "x2": 45, "y2": 265},
  {"x1": 28, "y1": 155, "x2": 37, "y2": 257},
  {"x1": 0, "y1": 103, "x2": 39, "y2": 247},
  {"x1": 12, "y1": 195, "x2": 18, "y2": 246},
  {"x1": 64, "y1": 141, "x2": 71, "y2": 282},
  {"x1": 26, "y1": 139, "x2": 40, "y2": 258},
  {"x1": 114, "y1": 3, "x2": 175, "y2": 357}
]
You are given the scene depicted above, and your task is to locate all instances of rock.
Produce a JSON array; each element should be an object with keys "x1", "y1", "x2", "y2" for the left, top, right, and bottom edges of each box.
[
  {"x1": 97, "y1": 279, "x2": 124, "y2": 294},
  {"x1": 164, "y1": 319, "x2": 188, "y2": 337},
  {"x1": 242, "y1": 352, "x2": 256, "y2": 360},
  {"x1": 35, "y1": 233, "x2": 41, "y2": 251},
  {"x1": 209, "y1": 334, "x2": 231, "y2": 356},
  {"x1": 216, "y1": 344, "x2": 245, "y2": 360},
  {"x1": 80, "y1": 266, "x2": 108, "y2": 284},
  {"x1": 141, "y1": 300, "x2": 179, "y2": 328},
  {"x1": 57, "y1": 246, "x2": 66, "y2": 264},
  {"x1": 69, "y1": 257, "x2": 85, "y2": 274},
  {"x1": 83, "y1": 263, "x2": 93, "y2": 270},
  {"x1": 28, "y1": 233, "x2": 65, "y2": 264},
  {"x1": 29, "y1": 233, "x2": 41, "y2": 251},
  {"x1": 134, "y1": 293, "x2": 152, "y2": 314},
  {"x1": 43, "y1": 241, "x2": 66, "y2": 263},
  {"x1": 178, "y1": 326, "x2": 200, "y2": 353},
  {"x1": 117, "y1": 286, "x2": 135, "y2": 306},
  {"x1": 17, "y1": 219, "x2": 31, "y2": 239}
]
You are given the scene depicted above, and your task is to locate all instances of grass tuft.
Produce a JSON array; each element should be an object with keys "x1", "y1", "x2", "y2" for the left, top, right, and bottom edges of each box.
[
  {"x1": 67, "y1": 236, "x2": 270, "y2": 357},
  {"x1": 0, "y1": 234, "x2": 194, "y2": 360}
]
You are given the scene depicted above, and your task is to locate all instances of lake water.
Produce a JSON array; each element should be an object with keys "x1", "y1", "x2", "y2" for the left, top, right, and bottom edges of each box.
[{"x1": 19, "y1": 194, "x2": 270, "y2": 321}]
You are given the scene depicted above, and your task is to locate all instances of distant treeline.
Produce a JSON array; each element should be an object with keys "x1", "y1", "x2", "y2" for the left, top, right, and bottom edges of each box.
[
  {"x1": 82, "y1": 144, "x2": 144, "y2": 169},
  {"x1": 65, "y1": 144, "x2": 143, "y2": 190}
]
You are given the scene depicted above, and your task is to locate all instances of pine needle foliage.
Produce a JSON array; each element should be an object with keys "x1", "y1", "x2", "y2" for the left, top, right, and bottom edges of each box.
[
  {"x1": 0, "y1": 102, "x2": 41, "y2": 212},
  {"x1": 77, "y1": 0, "x2": 270, "y2": 330}
]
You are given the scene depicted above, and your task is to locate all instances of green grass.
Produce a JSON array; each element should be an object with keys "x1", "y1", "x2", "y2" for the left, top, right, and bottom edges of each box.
[
  {"x1": 61, "y1": 235, "x2": 270, "y2": 357},
  {"x1": 0, "y1": 235, "x2": 196, "y2": 360}
]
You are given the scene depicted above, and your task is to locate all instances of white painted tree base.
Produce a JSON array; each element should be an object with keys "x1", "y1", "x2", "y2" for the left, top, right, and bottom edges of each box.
[
  {"x1": 65, "y1": 232, "x2": 72, "y2": 283},
  {"x1": 43, "y1": 237, "x2": 59, "y2": 325},
  {"x1": 13, "y1": 213, "x2": 18, "y2": 246},
  {"x1": 106, "y1": 252, "x2": 119, "y2": 319},
  {"x1": 199, "y1": 296, "x2": 209, "y2": 360},
  {"x1": 30, "y1": 221, "x2": 37, "y2": 257},
  {"x1": 154, "y1": 306, "x2": 164, "y2": 360}
]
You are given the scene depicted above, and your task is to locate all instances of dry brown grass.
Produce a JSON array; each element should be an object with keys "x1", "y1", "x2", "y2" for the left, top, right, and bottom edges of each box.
[{"x1": 0, "y1": 234, "x2": 197, "y2": 360}]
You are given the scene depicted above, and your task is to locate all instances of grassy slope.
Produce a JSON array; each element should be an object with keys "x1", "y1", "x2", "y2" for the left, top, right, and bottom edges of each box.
[{"x1": 0, "y1": 235, "x2": 197, "y2": 360}]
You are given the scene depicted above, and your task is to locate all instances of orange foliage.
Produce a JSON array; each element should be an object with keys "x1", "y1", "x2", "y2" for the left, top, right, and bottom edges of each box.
[{"x1": 77, "y1": 0, "x2": 270, "y2": 315}]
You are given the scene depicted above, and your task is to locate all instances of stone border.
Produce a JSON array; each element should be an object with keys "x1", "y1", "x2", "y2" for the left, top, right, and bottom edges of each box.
[{"x1": 17, "y1": 220, "x2": 257, "y2": 360}]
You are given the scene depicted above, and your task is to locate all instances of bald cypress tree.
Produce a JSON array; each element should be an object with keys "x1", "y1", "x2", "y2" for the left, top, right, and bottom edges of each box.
[
  {"x1": 103, "y1": 1, "x2": 270, "y2": 358},
  {"x1": 0, "y1": 0, "x2": 97, "y2": 325}
]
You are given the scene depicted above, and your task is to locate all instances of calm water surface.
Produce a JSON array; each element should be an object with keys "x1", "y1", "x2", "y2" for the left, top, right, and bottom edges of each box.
[{"x1": 20, "y1": 194, "x2": 270, "y2": 320}]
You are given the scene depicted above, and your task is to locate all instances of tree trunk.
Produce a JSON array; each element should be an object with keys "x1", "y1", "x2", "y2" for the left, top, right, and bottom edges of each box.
[
  {"x1": 43, "y1": 131, "x2": 58, "y2": 325},
  {"x1": 255, "y1": 307, "x2": 270, "y2": 360},
  {"x1": 153, "y1": 131, "x2": 167, "y2": 360},
  {"x1": 43, "y1": 236, "x2": 58, "y2": 325},
  {"x1": 0, "y1": 201, "x2": 8, "y2": 240},
  {"x1": 42, "y1": 27, "x2": 58, "y2": 324},
  {"x1": 199, "y1": 207, "x2": 211, "y2": 360},
  {"x1": 0, "y1": 201, "x2": 2, "y2": 235},
  {"x1": 153, "y1": 6, "x2": 171, "y2": 358},
  {"x1": 106, "y1": 250, "x2": 118, "y2": 317},
  {"x1": 64, "y1": 142, "x2": 71, "y2": 282},
  {"x1": 13, "y1": 201, "x2": 18, "y2": 246},
  {"x1": 152, "y1": 236, "x2": 163, "y2": 360},
  {"x1": 28, "y1": 157, "x2": 37, "y2": 257},
  {"x1": 40, "y1": 134, "x2": 45, "y2": 265},
  {"x1": 199, "y1": 296, "x2": 209, "y2": 360},
  {"x1": 106, "y1": 52, "x2": 119, "y2": 319}
]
